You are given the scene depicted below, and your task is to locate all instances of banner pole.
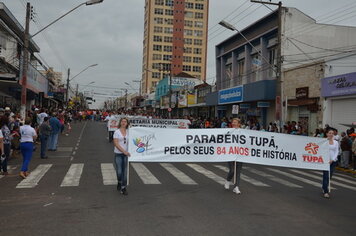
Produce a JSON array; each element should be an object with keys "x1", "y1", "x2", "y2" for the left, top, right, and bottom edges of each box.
[
  {"x1": 328, "y1": 166, "x2": 331, "y2": 193},
  {"x1": 233, "y1": 161, "x2": 237, "y2": 185},
  {"x1": 127, "y1": 159, "x2": 130, "y2": 186}
]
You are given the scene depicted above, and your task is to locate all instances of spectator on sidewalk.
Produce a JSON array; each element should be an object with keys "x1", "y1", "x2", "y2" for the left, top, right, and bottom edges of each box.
[
  {"x1": 48, "y1": 112, "x2": 62, "y2": 151},
  {"x1": 39, "y1": 117, "x2": 51, "y2": 159},
  {"x1": 0, "y1": 116, "x2": 11, "y2": 175},
  {"x1": 340, "y1": 132, "x2": 351, "y2": 168},
  {"x1": 351, "y1": 133, "x2": 356, "y2": 171}
]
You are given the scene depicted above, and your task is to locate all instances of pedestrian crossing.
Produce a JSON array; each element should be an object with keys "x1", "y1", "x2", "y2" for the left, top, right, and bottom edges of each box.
[{"x1": 1, "y1": 163, "x2": 356, "y2": 192}]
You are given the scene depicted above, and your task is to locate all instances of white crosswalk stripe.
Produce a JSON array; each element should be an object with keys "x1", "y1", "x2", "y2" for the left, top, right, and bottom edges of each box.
[
  {"x1": 16, "y1": 164, "x2": 52, "y2": 189},
  {"x1": 160, "y1": 163, "x2": 197, "y2": 185},
  {"x1": 266, "y1": 168, "x2": 336, "y2": 189},
  {"x1": 0, "y1": 165, "x2": 17, "y2": 180},
  {"x1": 60, "y1": 164, "x2": 84, "y2": 187},
  {"x1": 244, "y1": 167, "x2": 303, "y2": 188},
  {"x1": 187, "y1": 164, "x2": 225, "y2": 185},
  {"x1": 131, "y1": 163, "x2": 161, "y2": 184},
  {"x1": 289, "y1": 169, "x2": 356, "y2": 191},
  {"x1": 214, "y1": 165, "x2": 270, "y2": 187},
  {"x1": 311, "y1": 171, "x2": 356, "y2": 186},
  {"x1": 101, "y1": 163, "x2": 118, "y2": 185}
]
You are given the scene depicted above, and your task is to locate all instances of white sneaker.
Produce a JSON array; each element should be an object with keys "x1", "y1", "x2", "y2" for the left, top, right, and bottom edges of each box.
[
  {"x1": 232, "y1": 186, "x2": 241, "y2": 194},
  {"x1": 224, "y1": 181, "x2": 232, "y2": 190}
]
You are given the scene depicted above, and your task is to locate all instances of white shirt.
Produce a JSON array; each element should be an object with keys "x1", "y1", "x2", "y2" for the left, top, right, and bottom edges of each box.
[
  {"x1": 38, "y1": 112, "x2": 48, "y2": 125},
  {"x1": 20, "y1": 125, "x2": 37, "y2": 143},
  {"x1": 0, "y1": 130, "x2": 3, "y2": 138},
  {"x1": 113, "y1": 129, "x2": 128, "y2": 154},
  {"x1": 328, "y1": 140, "x2": 339, "y2": 162}
]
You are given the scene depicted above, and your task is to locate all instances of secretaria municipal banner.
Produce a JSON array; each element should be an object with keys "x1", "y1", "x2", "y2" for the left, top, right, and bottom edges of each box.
[{"x1": 128, "y1": 127, "x2": 330, "y2": 171}]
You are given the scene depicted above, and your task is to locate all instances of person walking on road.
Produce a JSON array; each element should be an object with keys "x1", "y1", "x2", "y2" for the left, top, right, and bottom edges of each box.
[
  {"x1": 340, "y1": 132, "x2": 351, "y2": 168},
  {"x1": 322, "y1": 128, "x2": 339, "y2": 198},
  {"x1": 113, "y1": 117, "x2": 131, "y2": 195},
  {"x1": 39, "y1": 117, "x2": 51, "y2": 159},
  {"x1": 224, "y1": 118, "x2": 243, "y2": 195},
  {"x1": 48, "y1": 112, "x2": 62, "y2": 151},
  {"x1": 19, "y1": 118, "x2": 37, "y2": 179}
]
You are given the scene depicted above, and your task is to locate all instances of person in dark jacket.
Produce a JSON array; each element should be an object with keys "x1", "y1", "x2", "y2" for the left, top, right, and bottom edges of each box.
[
  {"x1": 39, "y1": 117, "x2": 51, "y2": 159},
  {"x1": 340, "y1": 132, "x2": 351, "y2": 168}
]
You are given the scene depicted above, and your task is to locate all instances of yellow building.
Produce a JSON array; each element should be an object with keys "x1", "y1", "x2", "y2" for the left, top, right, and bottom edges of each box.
[{"x1": 141, "y1": 0, "x2": 209, "y2": 94}]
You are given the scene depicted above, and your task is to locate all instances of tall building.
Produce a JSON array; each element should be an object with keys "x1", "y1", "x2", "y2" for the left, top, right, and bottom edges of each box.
[{"x1": 141, "y1": 0, "x2": 209, "y2": 94}]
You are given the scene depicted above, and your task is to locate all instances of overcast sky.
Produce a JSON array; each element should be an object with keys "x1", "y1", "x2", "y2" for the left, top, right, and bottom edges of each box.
[{"x1": 3, "y1": 0, "x2": 356, "y2": 108}]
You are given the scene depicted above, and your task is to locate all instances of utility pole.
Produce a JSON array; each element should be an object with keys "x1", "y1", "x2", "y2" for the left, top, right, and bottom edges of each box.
[
  {"x1": 125, "y1": 89, "x2": 128, "y2": 111},
  {"x1": 20, "y1": 2, "x2": 31, "y2": 119},
  {"x1": 251, "y1": 1, "x2": 284, "y2": 125},
  {"x1": 168, "y1": 66, "x2": 173, "y2": 119},
  {"x1": 66, "y1": 68, "x2": 70, "y2": 105}
]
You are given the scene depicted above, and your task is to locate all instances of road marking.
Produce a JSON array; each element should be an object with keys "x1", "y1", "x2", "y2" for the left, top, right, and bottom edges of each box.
[
  {"x1": 0, "y1": 166, "x2": 17, "y2": 180},
  {"x1": 72, "y1": 151, "x2": 76, "y2": 156},
  {"x1": 101, "y1": 163, "x2": 118, "y2": 185},
  {"x1": 187, "y1": 164, "x2": 225, "y2": 185},
  {"x1": 214, "y1": 165, "x2": 270, "y2": 187},
  {"x1": 290, "y1": 169, "x2": 356, "y2": 191},
  {"x1": 60, "y1": 163, "x2": 84, "y2": 187},
  {"x1": 267, "y1": 168, "x2": 336, "y2": 189},
  {"x1": 311, "y1": 171, "x2": 356, "y2": 185},
  {"x1": 75, "y1": 147, "x2": 78, "y2": 151},
  {"x1": 244, "y1": 167, "x2": 303, "y2": 188},
  {"x1": 56, "y1": 147, "x2": 73, "y2": 152},
  {"x1": 160, "y1": 163, "x2": 197, "y2": 185},
  {"x1": 16, "y1": 164, "x2": 52, "y2": 188},
  {"x1": 131, "y1": 163, "x2": 161, "y2": 184}
]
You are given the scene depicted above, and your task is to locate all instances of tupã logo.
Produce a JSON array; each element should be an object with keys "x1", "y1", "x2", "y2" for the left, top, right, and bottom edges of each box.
[
  {"x1": 133, "y1": 134, "x2": 156, "y2": 154},
  {"x1": 133, "y1": 138, "x2": 147, "y2": 153},
  {"x1": 304, "y1": 143, "x2": 319, "y2": 155}
]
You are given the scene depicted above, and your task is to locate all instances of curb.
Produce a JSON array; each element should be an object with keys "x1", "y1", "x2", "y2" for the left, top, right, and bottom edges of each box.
[{"x1": 336, "y1": 167, "x2": 356, "y2": 175}]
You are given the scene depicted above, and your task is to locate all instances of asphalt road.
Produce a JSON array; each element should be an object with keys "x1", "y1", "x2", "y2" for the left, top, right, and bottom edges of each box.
[{"x1": 0, "y1": 121, "x2": 355, "y2": 236}]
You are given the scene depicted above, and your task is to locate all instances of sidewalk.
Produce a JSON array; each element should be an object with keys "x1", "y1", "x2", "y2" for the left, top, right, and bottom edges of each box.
[{"x1": 336, "y1": 167, "x2": 356, "y2": 175}]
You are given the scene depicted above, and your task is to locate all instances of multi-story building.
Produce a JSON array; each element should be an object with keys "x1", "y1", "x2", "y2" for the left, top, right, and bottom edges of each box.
[{"x1": 141, "y1": 0, "x2": 209, "y2": 94}]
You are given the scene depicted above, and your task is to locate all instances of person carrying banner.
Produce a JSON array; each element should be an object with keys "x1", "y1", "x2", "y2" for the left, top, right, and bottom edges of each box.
[
  {"x1": 105, "y1": 112, "x2": 116, "y2": 143},
  {"x1": 113, "y1": 117, "x2": 131, "y2": 195},
  {"x1": 224, "y1": 118, "x2": 243, "y2": 194},
  {"x1": 322, "y1": 128, "x2": 339, "y2": 198}
]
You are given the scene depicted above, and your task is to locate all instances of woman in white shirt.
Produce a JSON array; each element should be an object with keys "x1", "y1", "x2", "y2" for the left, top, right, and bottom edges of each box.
[
  {"x1": 19, "y1": 118, "x2": 37, "y2": 179},
  {"x1": 322, "y1": 128, "x2": 339, "y2": 198},
  {"x1": 113, "y1": 117, "x2": 131, "y2": 195}
]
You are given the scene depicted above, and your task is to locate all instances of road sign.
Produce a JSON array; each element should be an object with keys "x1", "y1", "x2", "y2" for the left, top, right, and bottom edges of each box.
[
  {"x1": 168, "y1": 108, "x2": 172, "y2": 112},
  {"x1": 232, "y1": 105, "x2": 239, "y2": 114}
]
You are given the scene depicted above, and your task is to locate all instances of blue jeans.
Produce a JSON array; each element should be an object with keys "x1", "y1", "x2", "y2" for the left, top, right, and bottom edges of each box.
[
  {"x1": 40, "y1": 135, "x2": 49, "y2": 158},
  {"x1": 48, "y1": 133, "x2": 59, "y2": 150},
  {"x1": 114, "y1": 153, "x2": 128, "y2": 189},
  {"x1": 1, "y1": 143, "x2": 11, "y2": 172},
  {"x1": 322, "y1": 161, "x2": 338, "y2": 193},
  {"x1": 20, "y1": 142, "x2": 34, "y2": 172}
]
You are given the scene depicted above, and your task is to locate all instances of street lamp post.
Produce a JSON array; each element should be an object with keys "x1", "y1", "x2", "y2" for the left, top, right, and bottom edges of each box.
[{"x1": 20, "y1": 0, "x2": 103, "y2": 119}]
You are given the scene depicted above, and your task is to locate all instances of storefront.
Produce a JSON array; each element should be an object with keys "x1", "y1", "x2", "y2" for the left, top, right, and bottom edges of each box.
[{"x1": 322, "y1": 71, "x2": 356, "y2": 132}]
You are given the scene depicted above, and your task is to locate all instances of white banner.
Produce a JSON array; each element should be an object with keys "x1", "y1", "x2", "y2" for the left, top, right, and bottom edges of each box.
[{"x1": 128, "y1": 127, "x2": 330, "y2": 171}]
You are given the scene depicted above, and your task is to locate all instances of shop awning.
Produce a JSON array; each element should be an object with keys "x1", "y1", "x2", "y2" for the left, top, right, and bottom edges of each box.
[{"x1": 288, "y1": 98, "x2": 318, "y2": 106}]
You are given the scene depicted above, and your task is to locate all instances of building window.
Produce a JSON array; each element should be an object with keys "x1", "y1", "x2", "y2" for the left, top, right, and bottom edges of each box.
[
  {"x1": 183, "y1": 65, "x2": 191, "y2": 71},
  {"x1": 193, "y1": 57, "x2": 202, "y2": 63},
  {"x1": 269, "y1": 47, "x2": 277, "y2": 77},
  {"x1": 164, "y1": 36, "x2": 173, "y2": 42},
  {"x1": 165, "y1": 9, "x2": 173, "y2": 16},
  {"x1": 195, "y1": 12, "x2": 203, "y2": 19},
  {"x1": 152, "y1": 72, "x2": 161, "y2": 79},
  {"x1": 193, "y1": 66, "x2": 201, "y2": 72},
  {"x1": 184, "y1": 29, "x2": 193, "y2": 36},
  {"x1": 153, "y1": 35, "x2": 162, "y2": 42},
  {"x1": 184, "y1": 20, "x2": 193, "y2": 27},
  {"x1": 154, "y1": 26, "x2": 163, "y2": 33},
  {"x1": 193, "y1": 48, "x2": 202, "y2": 54},
  {"x1": 164, "y1": 27, "x2": 173, "y2": 34},
  {"x1": 185, "y1": 11, "x2": 193, "y2": 18},
  {"x1": 194, "y1": 21, "x2": 203, "y2": 28},
  {"x1": 153, "y1": 44, "x2": 162, "y2": 51},
  {"x1": 154, "y1": 17, "x2": 163, "y2": 24},
  {"x1": 194, "y1": 39, "x2": 202, "y2": 45},
  {"x1": 165, "y1": 0, "x2": 174, "y2": 7},
  {"x1": 184, "y1": 47, "x2": 192, "y2": 53},
  {"x1": 164, "y1": 45, "x2": 173, "y2": 52},
  {"x1": 185, "y1": 2, "x2": 194, "y2": 9},
  {"x1": 194, "y1": 30, "x2": 203, "y2": 37},
  {"x1": 237, "y1": 59, "x2": 245, "y2": 77},
  {"x1": 195, "y1": 3, "x2": 204, "y2": 10},
  {"x1": 155, "y1": 0, "x2": 164, "y2": 5},
  {"x1": 165, "y1": 18, "x2": 173, "y2": 25},
  {"x1": 183, "y1": 56, "x2": 192, "y2": 62},
  {"x1": 152, "y1": 54, "x2": 162, "y2": 60},
  {"x1": 163, "y1": 55, "x2": 172, "y2": 61},
  {"x1": 184, "y1": 38, "x2": 192, "y2": 45},
  {"x1": 154, "y1": 8, "x2": 164, "y2": 15},
  {"x1": 152, "y1": 63, "x2": 162, "y2": 70}
]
